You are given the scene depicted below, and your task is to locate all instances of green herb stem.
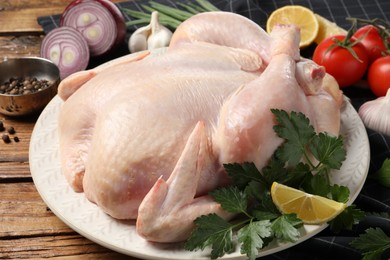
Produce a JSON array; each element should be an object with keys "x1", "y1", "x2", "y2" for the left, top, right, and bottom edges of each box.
[
  {"x1": 122, "y1": 7, "x2": 182, "y2": 29},
  {"x1": 187, "y1": 2, "x2": 209, "y2": 12},
  {"x1": 126, "y1": 18, "x2": 151, "y2": 26},
  {"x1": 303, "y1": 152, "x2": 316, "y2": 169},
  {"x1": 148, "y1": 1, "x2": 194, "y2": 20},
  {"x1": 121, "y1": 8, "x2": 151, "y2": 19},
  {"x1": 122, "y1": 0, "x2": 220, "y2": 30},
  {"x1": 230, "y1": 217, "x2": 253, "y2": 231},
  {"x1": 177, "y1": 2, "x2": 202, "y2": 14},
  {"x1": 140, "y1": 5, "x2": 183, "y2": 27},
  {"x1": 195, "y1": 0, "x2": 220, "y2": 12}
]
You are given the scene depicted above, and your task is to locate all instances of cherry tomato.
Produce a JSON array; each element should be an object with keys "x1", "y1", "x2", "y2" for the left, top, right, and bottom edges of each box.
[
  {"x1": 367, "y1": 55, "x2": 390, "y2": 97},
  {"x1": 354, "y1": 25, "x2": 390, "y2": 64},
  {"x1": 313, "y1": 35, "x2": 369, "y2": 88}
]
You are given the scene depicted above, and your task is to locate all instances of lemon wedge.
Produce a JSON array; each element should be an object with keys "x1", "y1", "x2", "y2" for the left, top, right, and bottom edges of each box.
[
  {"x1": 271, "y1": 182, "x2": 346, "y2": 224},
  {"x1": 314, "y1": 14, "x2": 347, "y2": 44},
  {"x1": 266, "y1": 5, "x2": 319, "y2": 48}
]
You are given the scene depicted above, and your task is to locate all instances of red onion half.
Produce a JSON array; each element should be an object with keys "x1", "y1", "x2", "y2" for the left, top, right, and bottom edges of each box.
[
  {"x1": 40, "y1": 26, "x2": 90, "y2": 79},
  {"x1": 94, "y1": 0, "x2": 126, "y2": 49},
  {"x1": 60, "y1": 0, "x2": 126, "y2": 57}
]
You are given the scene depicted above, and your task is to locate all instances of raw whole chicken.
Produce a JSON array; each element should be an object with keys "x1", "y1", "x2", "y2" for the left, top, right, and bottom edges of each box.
[{"x1": 57, "y1": 12, "x2": 342, "y2": 243}]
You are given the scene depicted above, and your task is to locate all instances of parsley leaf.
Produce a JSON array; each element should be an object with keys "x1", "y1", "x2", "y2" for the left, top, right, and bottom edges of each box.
[
  {"x1": 184, "y1": 213, "x2": 234, "y2": 259},
  {"x1": 244, "y1": 180, "x2": 266, "y2": 202},
  {"x1": 328, "y1": 205, "x2": 365, "y2": 233},
  {"x1": 350, "y1": 228, "x2": 390, "y2": 260},
  {"x1": 210, "y1": 186, "x2": 247, "y2": 214},
  {"x1": 330, "y1": 184, "x2": 350, "y2": 203},
  {"x1": 260, "y1": 154, "x2": 288, "y2": 186},
  {"x1": 309, "y1": 133, "x2": 346, "y2": 170},
  {"x1": 250, "y1": 190, "x2": 280, "y2": 220},
  {"x1": 237, "y1": 220, "x2": 272, "y2": 260},
  {"x1": 224, "y1": 162, "x2": 265, "y2": 189},
  {"x1": 258, "y1": 191, "x2": 280, "y2": 215},
  {"x1": 365, "y1": 212, "x2": 390, "y2": 219},
  {"x1": 271, "y1": 214, "x2": 303, "y2": 242},
  {"x1": 361, "y1": 250, "x2": 385, "y2": 260},
  {"x1": 271, "y1": 109, "x2": 315, "y2": 166},
  {"x1": 261, "y1": 152, "x2": 310, "y2": 189},
  {"x1": 284, "y1": 162, "x2": 311, "y2": 188},
  {"x1": 372, "y1": 158, "x2": 390, "y2": 188},
  {"x1": 253, "y1": 210, "x2": 280, "y2": 221},
  {"x1": 301, "y1": 172, "x2": 331, "y2": 197}
]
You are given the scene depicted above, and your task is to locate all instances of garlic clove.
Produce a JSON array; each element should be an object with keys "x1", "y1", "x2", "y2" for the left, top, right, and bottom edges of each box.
[
  {"x1": 150, "y1": 11, "x2": 161, "y2": 33},
  {"x1": 147, "y1": 11, "x2": 172, "y2": 50},
  {"x1": 358, "y1": 88, "x2": 390, "y2": 136},
  {"x1": 128, "y1": 26, "x2": 151, "y2": 53},
  {"x1": 147, "y1": 29, "x2": 173, "y2": 50},
  {"x1": 129, "y1": 32, "x2": 148, "y2": 53}
]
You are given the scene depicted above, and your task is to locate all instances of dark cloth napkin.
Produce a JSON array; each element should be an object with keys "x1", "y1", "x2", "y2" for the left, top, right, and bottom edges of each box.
[{"x1": 38, "y1": 0, "x2": 390, "y2": 259}]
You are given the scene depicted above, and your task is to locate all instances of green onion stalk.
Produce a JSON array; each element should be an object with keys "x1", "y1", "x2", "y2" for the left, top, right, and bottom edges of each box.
[{"x1": 121, "y1": 0, "x2": 220, "y2": 30}]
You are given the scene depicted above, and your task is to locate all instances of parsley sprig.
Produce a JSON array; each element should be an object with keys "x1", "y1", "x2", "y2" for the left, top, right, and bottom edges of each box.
[
  {"x1": 371, "y1": 158, "x2": 390, "y2": 188},
  {"x1": 350, "y1": 227, "x2": 390, "y2": 259},
  {"x1": 184, "y1": 109, "x2": 363, "y2": 259}
]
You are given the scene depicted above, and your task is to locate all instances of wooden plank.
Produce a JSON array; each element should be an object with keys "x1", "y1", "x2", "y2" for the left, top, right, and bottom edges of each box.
[
  {"x1": 0, "y1": 183, "x2": 70, "y2": 237},
  {"x1": 0, "y1": 161, "x2": 30, "y2": 178},
  {"x1": 1, "y1": 0, "x2": 124, "y2": 10},
  {"x1": 0, "y1": 113, "x2": 35, "y2": 178},
  {"x1": 0, "y1": 183, "x2": 135, "y2": 259},
  {"x1": 0, "y1": 8, "x2": 68, "y2": 34},
  {"x1": 0, "y1": 35, "x2": 42, "y2": 59},
  {"x1": 0, "y1": 114, "x2": 38, "y2": 164},
  {"x1": 0, "y1": 235, "x2": 132, "y2": 259},
  {"x1": 0, "y1": 0, "x2": 75, "y2": 34},
  {"x1": 1, "y1": 0, "x2": 73, "y2": 10}
]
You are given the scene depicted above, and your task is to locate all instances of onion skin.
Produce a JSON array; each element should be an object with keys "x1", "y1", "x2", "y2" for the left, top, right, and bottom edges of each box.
[
  {"x1": 40, "y1": 26, "x2": 90, "y2": 79},
  {"x1": 60, "y1": 0, "x2": 126, "y2": 57}
]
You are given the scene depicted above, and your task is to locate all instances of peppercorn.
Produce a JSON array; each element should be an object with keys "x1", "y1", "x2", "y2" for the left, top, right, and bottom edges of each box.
[
  {"x1": 0, "y1": 121, "x2": 4, "y2": 131},
  {"x1": 7, "y1": 126, "x2": 15, "y2": 134},
  {"x1": 2, "y1": 134, "x2": 10, "y2": 143},
  {"x1": 13, "y1": 136, "x2": 19, "y2": 142},
  {"x1": 0, "y1": 76, "x2": 53, "y2": 95}
]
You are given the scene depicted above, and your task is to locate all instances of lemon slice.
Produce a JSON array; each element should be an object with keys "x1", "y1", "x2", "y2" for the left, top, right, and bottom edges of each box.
[
  {"x1": 266, "y1": 5, "x2": 319, "y2": 48},
  {"x1": 314, "y1": 14, "x2": 347, "y2": 44},
  {"x1": 271, "y1": 182, "x2": 346, "y2": 224}
]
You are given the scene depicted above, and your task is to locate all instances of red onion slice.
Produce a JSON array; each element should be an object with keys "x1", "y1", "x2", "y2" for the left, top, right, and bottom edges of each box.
[
  {"x1": 40, "y1": 26, "x2": 90, "y2": 79},
  {"x1": 94, "y1": 0, "x2": 126, "y2": 49},
  {"x1": 60, "y1": 0, "x2": 126, "y2": 57}
]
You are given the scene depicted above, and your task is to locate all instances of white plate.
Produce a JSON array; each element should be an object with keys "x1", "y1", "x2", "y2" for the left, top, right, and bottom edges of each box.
[{"x1": 30, "y1": 93, "x2": 370, "y2": 259}]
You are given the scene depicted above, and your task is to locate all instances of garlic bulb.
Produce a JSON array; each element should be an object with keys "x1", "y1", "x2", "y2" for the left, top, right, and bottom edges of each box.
[
  {"x1": 358, "y1": 89, "x2": 390, "y2": 136},
  {"x1": 128, "y1": 11, "x2": 172, "y2": 53}
]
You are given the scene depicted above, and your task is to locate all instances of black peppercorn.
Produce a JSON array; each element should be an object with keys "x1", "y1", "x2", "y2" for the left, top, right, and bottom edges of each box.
[
  {"x1": 2, "y1": 134, "x2": 11, "y2": 143},
  {"x1": 7, "y1": 126, "x2": 15, "y2": 134},
  {"x1": 0, "y1": 76, "x2": 53, "y2": 95}
]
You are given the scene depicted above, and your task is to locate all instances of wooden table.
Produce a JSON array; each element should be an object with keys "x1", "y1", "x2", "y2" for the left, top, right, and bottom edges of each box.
[{"x1": 0, "y1": 1, "x2": 138, "y2": 258}]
